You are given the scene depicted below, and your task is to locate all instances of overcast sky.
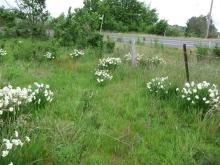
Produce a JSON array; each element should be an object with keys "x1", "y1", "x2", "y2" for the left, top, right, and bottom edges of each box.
[{"x1": 1, "y1": 0, "x2": 220, "y2": 31}]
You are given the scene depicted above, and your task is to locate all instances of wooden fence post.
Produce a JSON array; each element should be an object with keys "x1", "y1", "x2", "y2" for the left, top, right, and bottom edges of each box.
[
  {"x1": 183, "y1": 44, "x2": 190, "y2": 82},
  {"x1": 131, "y1": 39, "x2": 137, "y2": 67}
]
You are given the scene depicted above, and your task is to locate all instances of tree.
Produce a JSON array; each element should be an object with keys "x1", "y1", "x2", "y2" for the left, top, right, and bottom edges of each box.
[
  {"x1": 165, "y1": 25, "x2": 185, "y2": 37},
  {"x1": 83, "y1": 0, "x2": 158, "y2": 32},
  {"x1": 0, "y1": 7, "x2": 16, "y2": 28},
  {"x1": 14, "y1": 0, "x2": 49, "y2": 37},
  {"x1": 153, "y1": 19, "x2": 168, "y2": 35},
  {"x1": 185, "y1": 15, "x2": 218, "y2": 38},
  {"x1": 16, "y1": 0, "x2": 49, "y2": 24},
  {"x1": 0, "y1": 6, "x2": 26, "y2": 36},
  {"x1": 52, "y1": 7, "x2": 100, "y2": 47},
  {"x1": 83, "y1": 0, "x2": 101, "y2": 12}
]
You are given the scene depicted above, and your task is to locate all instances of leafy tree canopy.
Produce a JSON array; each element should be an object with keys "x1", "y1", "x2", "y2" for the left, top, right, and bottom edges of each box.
[
  {"x1": 185, "y1": 15, "x2": 218, "y2": 38},
  {"x1": 83, "y1": 0, "x2": 158, "y2": 32}
]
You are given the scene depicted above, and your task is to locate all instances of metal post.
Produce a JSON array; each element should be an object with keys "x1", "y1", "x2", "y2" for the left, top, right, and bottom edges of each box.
[{"x1": 183, "y1": 44, "x2": 190, "y2": 82}]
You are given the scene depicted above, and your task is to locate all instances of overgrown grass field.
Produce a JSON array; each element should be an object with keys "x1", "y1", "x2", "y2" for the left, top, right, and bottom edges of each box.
[{"x1": 0, "y1": 38, "x2": 220, "y2": 164}]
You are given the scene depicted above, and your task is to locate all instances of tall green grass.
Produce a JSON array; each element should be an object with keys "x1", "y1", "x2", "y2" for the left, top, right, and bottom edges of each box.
[{"x1": 0, "y1": 39, "x2": 220, "y2": 164}]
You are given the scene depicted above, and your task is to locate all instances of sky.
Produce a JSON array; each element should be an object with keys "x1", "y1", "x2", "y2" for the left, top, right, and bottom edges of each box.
[{"x1": 1, "y1": 0, "x2": 220, "y2": 31}]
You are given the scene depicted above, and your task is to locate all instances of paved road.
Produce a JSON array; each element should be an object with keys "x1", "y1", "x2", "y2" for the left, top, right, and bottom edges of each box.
[{"x1": 104, "y1": 33, "x2": 220, "y2": 48}]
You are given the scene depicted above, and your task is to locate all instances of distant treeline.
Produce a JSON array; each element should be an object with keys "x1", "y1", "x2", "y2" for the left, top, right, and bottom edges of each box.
[{"x1": 0, "y1": 0, "x2": 219, "y2": 39}]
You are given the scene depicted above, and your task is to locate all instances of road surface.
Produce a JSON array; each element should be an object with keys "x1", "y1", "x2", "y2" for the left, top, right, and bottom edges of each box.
[{"x1": 104, "y1": 33, "x2": 220, "y2": 48}]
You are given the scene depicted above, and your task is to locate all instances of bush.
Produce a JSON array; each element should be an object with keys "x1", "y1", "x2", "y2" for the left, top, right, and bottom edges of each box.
[
  {"x1": 11, "y1": 39, "x2": 57, "y2": 61},
  {"x1": 147, "y1": 20, "x2": 168, "y2": 35},
  {"x1": 104, "y1": 41, "x2": 115, "y2": 53},
  {"x1": 196, "y1": 44, "x2": 209, "y2": 57},
  {"x1": 166, "y1": 26, "x2": 183, "y2": 37},
  {"x1": 213, "y1": 45, "x2": 220, "y2": 57},
  {"x1": 53, "y1": 8, "x2": 100, "y2": 48},
  {"x1": 87, "y1": 33, "x2": 103, "y2": 48}
]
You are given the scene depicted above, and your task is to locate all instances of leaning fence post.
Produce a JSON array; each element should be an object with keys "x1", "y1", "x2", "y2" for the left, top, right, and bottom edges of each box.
[
  {"x1": 183, "y1": 44, "x2": 190, "y2": 82},
  {"x1": 130, "y1": 39, "x2": 137, "y2": 67}
]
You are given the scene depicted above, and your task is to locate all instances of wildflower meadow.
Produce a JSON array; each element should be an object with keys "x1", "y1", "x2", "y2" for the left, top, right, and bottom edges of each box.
[{"x1": 0, "y1": 38, "x2": 220, "y2": 164}]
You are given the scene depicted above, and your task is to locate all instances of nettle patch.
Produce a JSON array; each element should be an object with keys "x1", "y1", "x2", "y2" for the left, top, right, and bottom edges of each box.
[
  {"x1": 179, "y1": 81, "x2": 219, "y2": 113},
  {"x1": 69, "y1": 49, "x2": 84, "y2": 59},
  {"x1": 95, "y1": 57, "x2": 122, "y2": 84}
]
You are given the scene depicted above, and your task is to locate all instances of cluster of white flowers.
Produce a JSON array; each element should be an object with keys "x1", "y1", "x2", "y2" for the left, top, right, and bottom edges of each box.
[
  {"x1": 0, "y1": 48, "x2": 7, "y2": 57},
  {"x1": 95, "y1": 57, "x2": 121, "y2": 84},
  {"x1": 98, "y1": 57, "x2": 122, "y2": 70},
  {"x1": 0, "y1": 83, "x2": 54, "y2": 116},
  {"x1": 146, "y1": 56, "x2": 166, "y2": 66},
  {"x1": 179, "y1": 81, "x2": 219, "y2": 110},
  {"x1": 95, "y1": 70, "x2": 113, "y2": 84},
  {"x1": 70, "y1": 49, "x2": 84, "y2": 58},
  {"x1": 1, "y1": 131, "x2": 30, "y2": 165},
  {"x1": 0, "y1": 85, "x2": 33, "y2": 115},
  {"x1": 147, "y1": 77, "x2": 171, "y2": 95},
  {"x1": 31, "y1": 82, "x2": 54, "y2": 105},
  {"x1": 124, "y1": 52, "x2": 143, "y2": 62},
  {"x1": 44, "y1": 52, "x2": 55, "y2": 59}
]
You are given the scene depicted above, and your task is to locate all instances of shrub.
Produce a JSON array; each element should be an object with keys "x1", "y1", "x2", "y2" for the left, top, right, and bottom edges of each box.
[
  {"x1": 86, "y1": 33, "x2": 103, "y2": 48},
  {"x1": 213, "y1": 45, "x2": 220, "y2": 57},
  {"x1": 104, "y1": 41, "x2": 115, "y2": 53},
  {"x1": 179, "y1": 81, "x2": 219, "y2": 113},
  {"x1": 166, "y1": 26, "x2": 183, "y2": 37},
  {"x1": 12, "y1": 40, "x2": 57, "y2": 61},
  {"x1": 196, "y1": 44, "x2": 209, "y2": 57}
]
